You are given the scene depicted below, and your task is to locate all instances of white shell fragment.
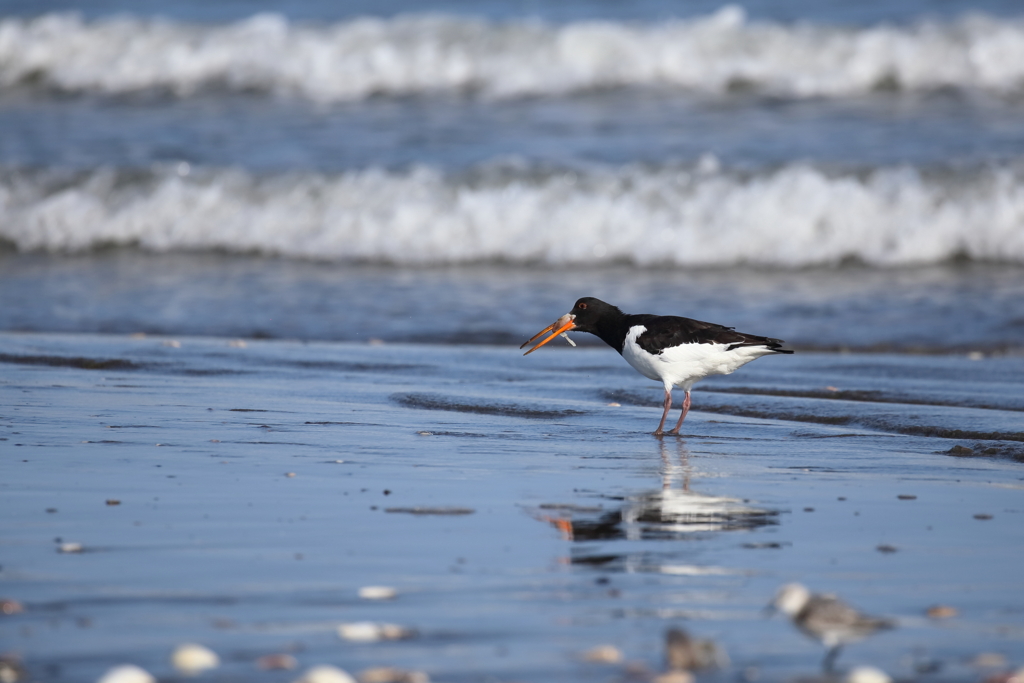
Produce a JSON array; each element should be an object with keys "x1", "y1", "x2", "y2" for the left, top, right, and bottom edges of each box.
[
  {"x1": 652, "y1": 673, "x2": 695, "y2": 683},
  {"x1": 0, "y1": 654, "x2": 25, "y2": 683},
  {"x1": 58, "y1": 542, "x2": 84, "y2": 553},
  {"x1": 581, "y1": 645, "x2": 623, "y2": 664},
  {"x1": 358, "y1": 586, "x2": 397, "y2": 600},
  {"x1": 171, "y1": 643, "x2": 220, "y2": 675},
  {"x1": 293, "y1": 665, "x2": 358, "y2": 683},
  {"x1": 845, "y1": 666, "x2": 893, "y2": 683},
  {"x1": 337, "y1": 621, "x2": 413, "y2": 642},
  {"x1": 96, "y1": 665, "x2": 156, "y2": 683},
  {"x1": 359, "y1": 667, "x2": 430, "y2": 683}
]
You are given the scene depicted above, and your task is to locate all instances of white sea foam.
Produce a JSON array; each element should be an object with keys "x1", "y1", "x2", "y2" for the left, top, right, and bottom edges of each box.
[
  {"x1": 3, "y1": 9, "x2": 1024, "y2": 100},
  {"x1": 2, "y1": 161, "x2": 1023, "y2": 267}
]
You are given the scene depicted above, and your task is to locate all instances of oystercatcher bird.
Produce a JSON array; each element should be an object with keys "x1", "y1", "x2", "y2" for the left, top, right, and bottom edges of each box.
[
  {"x1": 767, "y1": 583, "x2": 895, "y2": 671},
  {"x1": 520, "y1": 297, "x2": 792, "y2": 435}
]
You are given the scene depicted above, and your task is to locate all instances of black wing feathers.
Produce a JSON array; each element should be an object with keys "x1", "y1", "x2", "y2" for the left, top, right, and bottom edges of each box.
[{"x1": 629, "y1": 315, "x2": 793, "y2": 356}]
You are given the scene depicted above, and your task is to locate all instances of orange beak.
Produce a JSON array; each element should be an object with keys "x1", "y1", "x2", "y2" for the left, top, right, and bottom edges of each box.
[{"x1": 520, "y1": 314, "x2": 577, "y2": 356}]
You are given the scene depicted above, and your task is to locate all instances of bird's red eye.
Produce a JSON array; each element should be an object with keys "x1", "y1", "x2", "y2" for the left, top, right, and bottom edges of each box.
[{"x1": 578, "y1": 302, "x2": 587, "y2": 310}]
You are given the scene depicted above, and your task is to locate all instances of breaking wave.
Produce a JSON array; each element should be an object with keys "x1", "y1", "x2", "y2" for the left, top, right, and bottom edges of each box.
[
  {"x1": 2, "y1": 160, "x2": 1023, "y2": 267},
  {"x1": 3, "y1": 8, "x2": 1024, "y2": 100}
]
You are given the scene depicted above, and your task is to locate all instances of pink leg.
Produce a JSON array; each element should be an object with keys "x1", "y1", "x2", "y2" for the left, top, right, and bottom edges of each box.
[
  {"x1": 654, "y1": 388, "x2": 673, "y2": 435},
  {"x1": 668, "y1": 391, "x2": 691, "y2": 435}
]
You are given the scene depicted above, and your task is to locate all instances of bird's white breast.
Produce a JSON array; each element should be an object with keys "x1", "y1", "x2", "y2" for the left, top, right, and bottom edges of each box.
[{"x1": 621, "y1": 325, "x2": 776, "y2": 391}]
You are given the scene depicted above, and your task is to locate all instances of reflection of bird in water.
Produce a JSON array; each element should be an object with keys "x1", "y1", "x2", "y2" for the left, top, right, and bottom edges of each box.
[
  {"x1": 665, "y1": 627, "x2": 729, "y2": 672},
  {"x1": 768, "y1": 583, "x2": 895, "y2": 671},
  {"x1": 536, "y1": 441, "x2": 778, "y2": 570},
  {"x1": 520, "y1": 297, "x2": 792, "y2": 435},
  {"x1": 620, "y1": 441, "x2": 776, "y2": 539}
]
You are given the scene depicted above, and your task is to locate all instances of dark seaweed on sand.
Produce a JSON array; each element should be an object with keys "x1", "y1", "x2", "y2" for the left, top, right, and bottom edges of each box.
[
  {"x1": 0, "y1": 352, "x2": 143, "y2": 370},
  {"x1": 392, "y1": 392, "x2": 585, "y2": 419},
  {"x1": 602, "y1": 389, "x2": 1024, "y2": 445}
]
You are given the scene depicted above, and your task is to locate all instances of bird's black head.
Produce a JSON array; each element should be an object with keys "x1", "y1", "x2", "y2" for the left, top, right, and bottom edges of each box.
[
  {"x1": 569, "y1": 297, "x2": 624, "y2": 333},
  {"x1": 520, "y1": 297, "x2": 626, "y2": 356}
]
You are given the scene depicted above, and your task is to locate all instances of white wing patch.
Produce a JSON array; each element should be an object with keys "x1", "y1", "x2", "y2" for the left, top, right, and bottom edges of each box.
[{"x1": 621, "y1": 325, "x2": 777, "y2": 391}]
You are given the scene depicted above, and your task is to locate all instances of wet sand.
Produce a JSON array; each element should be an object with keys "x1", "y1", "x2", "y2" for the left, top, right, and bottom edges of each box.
[{"x1": 1, "y1": 332, "x2": 1023, "y2": 682}]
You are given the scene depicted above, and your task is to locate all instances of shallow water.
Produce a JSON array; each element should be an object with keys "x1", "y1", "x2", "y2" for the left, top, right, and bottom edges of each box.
[
  {"x1": 2, "y1": 333, "x2": 1023, "y2": 682},
  {"x1": 3, "y1": 254, "x2": 1023, "y2": 354}
]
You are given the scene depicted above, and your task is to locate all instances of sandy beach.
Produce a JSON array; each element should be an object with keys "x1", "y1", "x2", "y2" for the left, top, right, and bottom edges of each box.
[
  {"x1": 5, "y1": 0, "x2": 1024, "y2": 679},
  {"x1": 2, "y1": 332, "x2": 1022, "y2": 682}
]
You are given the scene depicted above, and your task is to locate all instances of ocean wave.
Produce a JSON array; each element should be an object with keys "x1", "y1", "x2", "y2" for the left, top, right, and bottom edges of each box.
[
  {"x1": 3, "y1": 8, "x2": 1024, "y2": 100},
  {"x1": 2, "y1": 160, "x2": 1023, "y2": 267}
]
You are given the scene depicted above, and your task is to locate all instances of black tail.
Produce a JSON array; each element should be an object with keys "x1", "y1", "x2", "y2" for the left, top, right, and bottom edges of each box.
[
  {"x1": 727, "y1": 336, "x2": 794, "y2": 354},
  {"x1": 767, "y1": 338, "x2": 795, "y2": 354}
]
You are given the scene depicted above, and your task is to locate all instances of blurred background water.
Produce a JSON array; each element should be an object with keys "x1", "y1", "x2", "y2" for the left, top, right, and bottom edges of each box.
[{"x1": 2, "y1": 0, "x2": 1024, "y2": 350}]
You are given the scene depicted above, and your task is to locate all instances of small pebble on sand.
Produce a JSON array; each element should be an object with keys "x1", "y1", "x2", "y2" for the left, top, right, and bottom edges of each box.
[
  {"x1": 338, "y1": 622, "x2": 413, "y2": 642},
  {"x1": 1006, "y1": 667, "x2": 1024, "y2": 683},
  {"x1": 973, "y1": 653, "x2": 1008, "y2": 668},
  {"x1": 106, "y1": 499, "x2": 121, "y2": 506},
  {"x1": 897, "y1": 495, "x2": 917, "y2": 500},
  {"x1": 581, "y1": 645, "x2": 623, "y2": 664},
  {"x1": 293, "y1": 666, "x2": 358, "y2": 683},
  {"x1": 358, "y1": 586, "x2": 398, "y2": 600},
  {"x1": 665, "y1": 627, "x2": 728, "y2": 671},
  {"x1": 926, "y1": 605, "x2": 958, "y2": 619},
  {"x1": 1, "y1": 599, "x2": 24, "y2": 615},
  {"x1": 974, "y1": 513, "x2": 993, "y2": 520},
  {"x1": 257, "y1": 654, "x2": 298, "y2": 671},
  {"x1": 97, "y1": 665, "x2": 156, "y2": 683},
  {"x1": 845, "y1": 666, "x2": 892, "y2": 683},
  {"x1": 0, "y1": 654, "x2": 26, "y2": 683},
  {"x1": 171, "y1": 643, "x2": 220, "y2": 675},
  {"x1": 358, "y1": 667, "x2": 430, "y2": 683}
]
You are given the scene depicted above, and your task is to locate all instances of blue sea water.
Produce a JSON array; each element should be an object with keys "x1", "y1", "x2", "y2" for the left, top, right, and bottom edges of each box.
[{"x1": 1, "y1": 0, "x2": 1024, "y2": 345}]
